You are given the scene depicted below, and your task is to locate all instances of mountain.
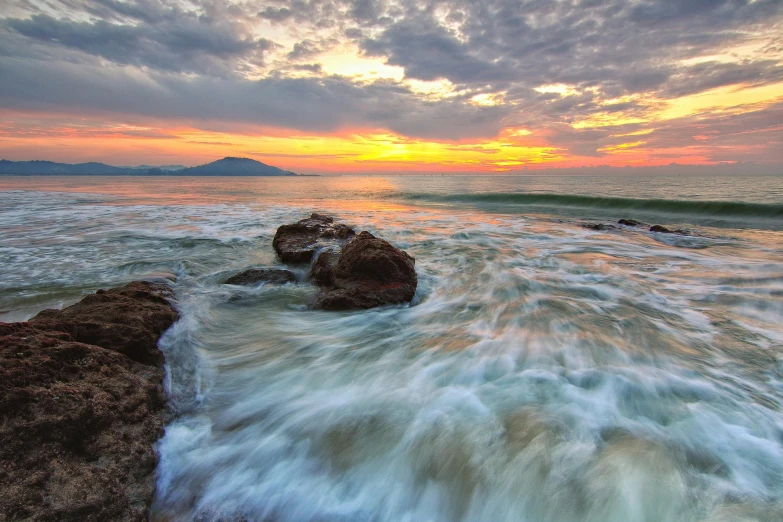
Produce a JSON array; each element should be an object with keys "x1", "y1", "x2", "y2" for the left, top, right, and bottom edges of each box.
[
  {"x1": 0, "y1": 157, "x2": 297, "y2": 176},
  {"x1": 178, "y1": 157, "x2": 296, "y2": 176},
  {"x1": 123, "y1": 164, "x2": 186, "y2": 171},
  {"x1": 0, "y1": 160, "x2": 150, "y2": 175}
]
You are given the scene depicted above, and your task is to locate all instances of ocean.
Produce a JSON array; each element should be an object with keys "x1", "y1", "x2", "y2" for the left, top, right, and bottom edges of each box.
[{"x1": 1, "y1": 174, "x2": 782, "y2": 521}]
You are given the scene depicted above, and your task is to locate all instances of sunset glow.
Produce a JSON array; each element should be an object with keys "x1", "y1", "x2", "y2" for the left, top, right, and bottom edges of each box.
[{"x1": 1, "y1": 1, "x2": 782, "y2": 173}]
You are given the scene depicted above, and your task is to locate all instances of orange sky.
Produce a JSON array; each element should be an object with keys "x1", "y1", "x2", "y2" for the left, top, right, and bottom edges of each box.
[{"x1": 1, "y1": 1, "x2": 782, "y2": 173}]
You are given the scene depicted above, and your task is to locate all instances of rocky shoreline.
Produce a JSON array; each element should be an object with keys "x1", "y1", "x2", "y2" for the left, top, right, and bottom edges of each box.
[
  {"x1": 0, "y1": 213, "x2": 416, "y2": 521},
  {"x1": 0, "y1": 282, "x2": 178, "y2": 522}
]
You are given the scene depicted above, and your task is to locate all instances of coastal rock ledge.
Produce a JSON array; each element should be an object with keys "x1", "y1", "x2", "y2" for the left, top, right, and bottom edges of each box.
[{"x1": 0, "y1": 281, "x2": 178, "y2": 522}]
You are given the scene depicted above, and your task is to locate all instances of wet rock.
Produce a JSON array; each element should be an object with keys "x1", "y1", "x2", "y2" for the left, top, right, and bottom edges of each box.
[
  {"x1": 30, "y1": 281, "x2": 178, "y2": 366},
  {"x1": 0, "y1": 281, "x2": 178, "y2": 522},
  {"x1": 224, "y1": 268, "x2": 295, "y2": 286},
  {"x1": 618, "y1": 219, "x2": 644, "y2": 226},
  {"x1": 273, "y1": 213, "x2": 355, "y2": 263},
  {"x1": 314, "y1": 231, "x2": 417, "y2": 310},
  {"x1": 310, "y1": 249, "x2": 340, "y2": 286},
  {"x1": 650, "y1": 224, "x2": 672, "y2": 233},
  {"x1": 581, "y1": 223, "x2": 616, "y2": 231},
  {"x1": 650, "y1": 225, "x2": 689, "y2": 235}
]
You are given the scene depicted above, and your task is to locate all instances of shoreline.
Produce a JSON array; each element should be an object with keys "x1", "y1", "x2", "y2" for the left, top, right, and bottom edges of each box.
[{"x1": 0, "y1": 281, "x2": 178, "y2": 521}]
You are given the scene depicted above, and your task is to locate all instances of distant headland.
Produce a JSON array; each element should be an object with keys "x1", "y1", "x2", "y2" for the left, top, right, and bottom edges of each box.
[{"x1": 0, "y1": 157, "x2": 306, "y2": 176}]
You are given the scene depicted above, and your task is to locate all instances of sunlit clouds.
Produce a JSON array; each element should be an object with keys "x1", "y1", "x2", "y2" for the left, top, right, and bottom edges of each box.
[{"x1": 1, "y1": 0, "x2": 782, "y2": 172}]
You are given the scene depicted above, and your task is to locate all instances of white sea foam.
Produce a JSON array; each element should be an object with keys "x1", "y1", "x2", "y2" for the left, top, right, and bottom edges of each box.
[{"x1": 1, "y1": 178, "x2": 782, "y2": 521}]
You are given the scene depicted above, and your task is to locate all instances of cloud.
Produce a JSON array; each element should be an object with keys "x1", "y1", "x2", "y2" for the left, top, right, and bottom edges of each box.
[
  {"x1": 0, "y1": 56, "x2": 508, "y2": 140},
  {"x1": 0, "y1": 0, "x2": 782, "y2": 163},
  {"x1": 643, "y1": 101, "x2": 783, "y2": 163},
  {"x1": 662, "y1": 60, "x2": 783, "y2": 98},
  {"x1": 258, "y1": 6, "x2": 294, "y2": 22},
  {"x1": 4, "y1": 6, "x2": 274, "y2": 77},
  {"x1": 358, "y1": 0, "x2": 782, "y2": 99},
  {"x1": 248, "y1": 151, "x2": 363, "y2": 159},
  {"x1": 288, "y1": 40, "x2": 322, "y2": 60},
  {"x1": 291, "y1": 63, "x2": 323, "y2": 73},
  {"x1": 361, "y1": 16, "x2": 515, "y2": 84}
]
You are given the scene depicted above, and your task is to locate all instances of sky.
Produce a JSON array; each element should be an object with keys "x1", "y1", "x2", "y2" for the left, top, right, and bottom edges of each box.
[{"x1": 0, "y1": 0, "x2": 782, "y2": 174}]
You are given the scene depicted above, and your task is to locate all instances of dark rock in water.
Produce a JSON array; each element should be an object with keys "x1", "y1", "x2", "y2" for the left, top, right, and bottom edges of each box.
[
  {"x1": 273, "y1": 213, "x2": 355, "y2": 263},
  {"x1": 581, "y1": 223, "x2": 616, "y2": 231},
  {"x1": 225, "y1": 268, "x2": 296, "y2": 286},
  {"x1": 273, "y1": 214, "x2": 417, "y2": 310},
  {"x1": 650, "y1": 224, "x2": 672, "y2": 233},
  {"x1": 310, "y1": 249, "x2": 340, "y2": 286},
  {"x1": 649, "y1": 224, "x2": 690, "y2": 235},
  {"x1": 314, "y1": 231, "x2": 417, "y2": 310},
  {"x1": 618, "y1": 219, "x2": 644, "y2": 226},
  {"x1": 0, "y1": 281, "x2": 177, "y2": 522}
]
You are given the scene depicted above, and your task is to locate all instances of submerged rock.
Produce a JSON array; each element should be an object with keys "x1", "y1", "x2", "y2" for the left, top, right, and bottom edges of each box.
[
  {"x1": 0, "y1": 281, "x2": 178, "y2": 522},
  {"x1": 224, "y1": 268, "x2": 296, "y2": 286},
  {"x1": 273, "y1": 213, "x2": 355, "y2": 263},
  {"x1": 314, "y1": 231, "x2": 417, "y2": 310},
  {"x1": 618, "y1": 219, "x2": 644, "y2": 226}
]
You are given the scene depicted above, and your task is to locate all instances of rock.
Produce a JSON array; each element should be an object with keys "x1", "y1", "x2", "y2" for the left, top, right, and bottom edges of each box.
[
  {"x1": 650, "y1": 224, "x2": 672, "y2": 233},
  {"x1": 581, "y1": 223, "x2": 616, "y2": 231},
  {"x1": 649, "y1": 224, "x2": 689, "y2": 235},
  {"x1": 0, "y1": 281, "x2": 178, "y2": 522},
  {"x1": 273, "y1": 213, "x2": 355, "y2": 263},
  {"x1": 310, "y1": 249, "x2": 340, "y2": 286},
  {"x1": 618, "y1": 219, "x2": 644, "y2": 226},
  {"x1": 314, "y1": 231, "x2": 417, "y2": 310},
  {"x1": 29, "y1": 281, "x2": 178, "y2": 366},
  {"x1": 224, "y1": 268, "x2": 296, "y2": 286}
]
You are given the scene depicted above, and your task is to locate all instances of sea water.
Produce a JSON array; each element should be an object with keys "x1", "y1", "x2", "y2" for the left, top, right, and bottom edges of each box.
[{"x1": 1, "y1": 175, "x2": 782, "y2": 521}]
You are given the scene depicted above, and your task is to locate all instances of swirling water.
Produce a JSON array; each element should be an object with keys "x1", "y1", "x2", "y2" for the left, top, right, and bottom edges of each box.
[{"x1": 1, "y1": 175, "x2": 783, "y2": 521}]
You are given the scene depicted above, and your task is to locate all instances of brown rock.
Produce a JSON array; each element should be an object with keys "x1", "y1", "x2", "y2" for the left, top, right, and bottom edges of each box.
[
  {"x1": 650, "y1": 225, "x2": 689, "y2": 235},
  {"x1": 224, "y1": 268, "x2": 296, "y2": 286},
  {"x1": 0, "y1": 281, "x2": 178, "y2": 522},
  {"x1": 314, "y1": 231, "x2": 417, "y2": 310},
  {"x1": 650, "y1": 224, "x2": 672, "y2": 233},
  {"x1": 581, "y1": 223, "x2": 616, "y2": 231},
  {"x1": 29, "y1": 281, "x2": 179, "y2": 366},
  {"x1": 272, "y1": 213, "x2": 355, "y2": 263},
  {"x1": 310, "y1": 249, "x2": 340, "y2": 286},
  {"x1": 618, "y1": 219, "x2": 644, "y2": 226}
]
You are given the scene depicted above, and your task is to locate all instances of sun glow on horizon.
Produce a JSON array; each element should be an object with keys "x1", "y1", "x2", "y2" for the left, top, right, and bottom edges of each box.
[{"x1": 1, "y1": 0, "x2": 782, "y2": 172}]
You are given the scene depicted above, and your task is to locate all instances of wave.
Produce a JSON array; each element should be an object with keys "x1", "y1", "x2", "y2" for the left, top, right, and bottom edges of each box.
[{"x1": 397, "y1": 192, "x2": 783, "y2": 219}]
